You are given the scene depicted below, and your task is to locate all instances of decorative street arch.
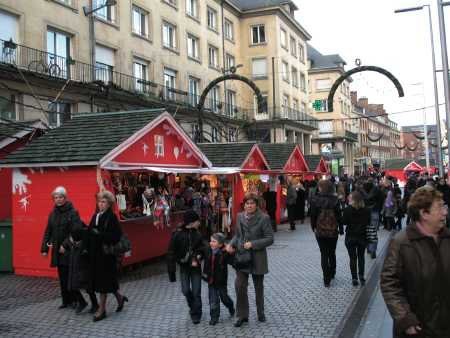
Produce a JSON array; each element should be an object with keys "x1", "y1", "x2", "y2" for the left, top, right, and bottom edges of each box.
[
  {"x1": 197, "y1": 73, "x2": 266, "y2": 114},
  {"x1": 327, "y1": 66, "x2": 404, "y2": 112}
]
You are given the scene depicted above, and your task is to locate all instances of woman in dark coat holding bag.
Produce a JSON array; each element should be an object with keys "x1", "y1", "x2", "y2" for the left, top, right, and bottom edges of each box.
[
  {"x1": 226, "y1": 193, "x2": 274, "y2": 327},
  {"x1": 87, "y1": 191, "x2": 128, "y2": 322}
]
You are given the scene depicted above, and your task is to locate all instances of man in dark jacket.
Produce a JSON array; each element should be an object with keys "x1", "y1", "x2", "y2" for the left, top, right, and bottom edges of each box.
[
  {"x1": 381, "y1": 186, "x2": 450, "y2": 338},
  {"x1": 41, "y1": 186, "x2": 83, "y2": 309},
  {"x1": 167, "y1": 210, "x2": 206, "y2": 324}
]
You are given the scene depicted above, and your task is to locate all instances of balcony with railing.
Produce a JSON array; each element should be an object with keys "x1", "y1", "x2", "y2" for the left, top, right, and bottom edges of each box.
[
  {"x1": 0, "y1": 38, "x2": 254, "y2": 121},
  {"x1": 257, "y1": 106, "x2": 318, "y2": 129},
  {"x1": 315, "y1": 120, "x2": 358, "y2": 142}
]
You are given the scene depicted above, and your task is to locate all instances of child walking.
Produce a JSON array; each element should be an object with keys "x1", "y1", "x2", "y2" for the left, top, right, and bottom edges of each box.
[{"x1": 202, "y1": 233, "x2": 235, "y2": 325}]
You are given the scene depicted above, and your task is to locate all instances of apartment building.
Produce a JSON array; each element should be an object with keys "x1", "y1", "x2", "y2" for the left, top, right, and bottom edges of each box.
[
  {"x1": 401, "y1": 124, "x2": 439, "y2": 162},
  {"x1": 307, "y1": 44, "x2": 358, "y2": 175},
  {"x1": 0, "y1": 0, "x2": 317, "y2": 147},
  {"x1": 351, "y1": 92, "x2": 401, "y2": 171}
]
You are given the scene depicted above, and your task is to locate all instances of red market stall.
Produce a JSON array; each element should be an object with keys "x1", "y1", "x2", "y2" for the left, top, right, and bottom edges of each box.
[
  {"x1": 304, "y1": 155, "x2": 330, "y2": 180},
  {"x1": 0, "y1": 120, "x2": 46, "y2": 221},
  {"x1": 0, "y1": 109, "x2": 213, "y2": 277},
  {"x1": 384, "y1": 159, "x2": 437, "y2": 186},
  {"x1": 198, "y1": 142, "x2": 271, "y2": 226},
  {"x1": 259, "y1": 144, "x2": 309, "y2": 224}
]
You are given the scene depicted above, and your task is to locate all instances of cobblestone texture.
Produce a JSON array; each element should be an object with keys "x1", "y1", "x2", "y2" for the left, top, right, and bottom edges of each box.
[{"x1": 0, "y1": 223, "x2": 390, "y2": 338}]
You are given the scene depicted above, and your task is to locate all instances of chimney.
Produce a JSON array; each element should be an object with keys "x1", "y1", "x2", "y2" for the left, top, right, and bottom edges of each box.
[{"x1": 358, "y1": 97, "x2": 369, "y2": 109}]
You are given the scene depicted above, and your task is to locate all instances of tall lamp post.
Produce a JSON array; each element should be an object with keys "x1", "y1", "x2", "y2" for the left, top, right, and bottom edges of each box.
[
  {"x1": 83, "y1": 0, "x2": 117, "y2": 112},
  {"x1": 395, "y1": 5, "x2": 444, "y2": 176},
  {"x1": 437, "y1": 0, "x2": 450, "y2": 177}
]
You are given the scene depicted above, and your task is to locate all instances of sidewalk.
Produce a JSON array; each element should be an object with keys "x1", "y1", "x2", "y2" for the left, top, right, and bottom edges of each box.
[
  {"x1": 356, "y1": 286, "x2": 393, "y2": 338},
  {"x1": 0, "y1": 222, "x2": 391, "y2": 338}
]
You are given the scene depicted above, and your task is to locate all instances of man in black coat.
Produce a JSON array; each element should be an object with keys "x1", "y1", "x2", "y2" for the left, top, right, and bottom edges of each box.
[
  {"x1": 41, "y1": 186, "x2": 83, "y2": 309},
  {"x1": 167, "y1": 210, "x2": 206, "y2": 324}
]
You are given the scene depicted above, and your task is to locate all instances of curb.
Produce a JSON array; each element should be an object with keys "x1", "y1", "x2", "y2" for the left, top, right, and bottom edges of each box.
[{"x1": 333, "y1": 232, "x2": 393, "y2": 338}]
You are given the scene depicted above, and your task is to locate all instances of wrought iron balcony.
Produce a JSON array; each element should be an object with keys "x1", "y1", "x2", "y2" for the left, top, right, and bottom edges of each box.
[
  {"x1": 258, "y1": 107, "x2": 318, "y2": 129},
  {"x1": 0, "y1": 38, "x2": 253, "y2": 121}
]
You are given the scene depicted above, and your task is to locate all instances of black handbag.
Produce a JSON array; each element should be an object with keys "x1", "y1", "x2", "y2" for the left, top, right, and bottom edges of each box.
[
  {"x1": 103, "y1": 233, "x2": 132, "y2": 257},
  {"x1": 233, "y1": 224, "x2": 252, "y2": 269}
]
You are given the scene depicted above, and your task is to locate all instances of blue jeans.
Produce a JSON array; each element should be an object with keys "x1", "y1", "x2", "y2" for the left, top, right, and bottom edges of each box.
[
  {"x1": 180, "y1": 266, "x2": 202, "y2": 320},
  {"x1": 208, "y1": 285, "x2": 234, "y2": 320},
  {"x1": 371, "y1": 211, "x2": 380, "y2": 231}
]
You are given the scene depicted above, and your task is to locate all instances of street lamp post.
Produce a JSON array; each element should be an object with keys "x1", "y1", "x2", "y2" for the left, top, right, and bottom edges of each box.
[
  {"x1": 437, "y1": 0, "x2": 450, "y2": 177},
  {"x1": 83, "y1": 0, "x2": 117, "y2": 112},
  {"x1": 395, "y1": 5, "x2": 444, "y2": 176}
]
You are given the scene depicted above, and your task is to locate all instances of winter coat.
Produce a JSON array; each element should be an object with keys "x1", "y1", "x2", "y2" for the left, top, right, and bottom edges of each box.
[
  {"x1": 380, "y1": 224, "x2": 450, "y2": 338},
  {"x1": 86, "y1": 208, "x2": 122, "y2": 294},
  {"x1": 167, "y1": 226, "x2": 205, "y2": 281},
  {"x1": 342, "y1": 206, "x2": 370, "y2": 242},
  {"x1": 229, "y1": 209, "x2": 274, "y2": 275},
  {"x1": 310, "y1": 193, "x2": 343, "y2": 236},
  {"x1": 67, "y1": 229, "x2": 90, "y2": 292},
  {"x1": 286, "y1": 184, "x2": 297, "y2": 206},
  {"x1": 202, "y1": 248, "x2": 233, "y2": 288},
  {"x1": 295, "y1": 187, "x2": 306, "y2": 220},
  {"x1": 41, "y1": 202, "x2": 83, "y2": 267}
]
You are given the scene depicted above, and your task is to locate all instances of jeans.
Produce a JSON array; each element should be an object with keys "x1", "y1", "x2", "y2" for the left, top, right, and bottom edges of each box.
[
  {"x1": 180, "y1": 266, "x2": 202, "y2": 320},
  {"x1": 208, "y1": 285, "x2": 234, "y2": 320},
  {"x1": 394, "y1": 216, "x2": 403, "y2": 231},
  {"x1": 345, "y1": 238, "x2": 366, "y2": 280},
  {"x1": 235, "y1": 271, "x2": 264, "y2": 319},
  {"x1": 385, "y1": 216, "x2": 395, "y2": 231},
  {"x1": 367, "y1": 241, "x2": 378, "y2": 255},
  {"x1": 287, "y1": 204, "x2": 296, "y2": 228},
  {"x1": 316, "y1": 237, "x2": 338, "y2": 283}
]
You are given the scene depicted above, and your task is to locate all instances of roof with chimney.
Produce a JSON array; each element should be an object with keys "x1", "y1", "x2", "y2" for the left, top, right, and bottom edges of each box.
[{"x1": 307, "y1": 44, "x2": 346, "y2": 71}]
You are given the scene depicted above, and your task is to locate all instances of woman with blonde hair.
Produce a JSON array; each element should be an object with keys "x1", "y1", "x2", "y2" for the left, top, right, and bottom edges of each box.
[
  {"x1": 342, "y1": 191, "x2": 370, "y2": 286},
  {"x1": 87, "y1": 190, "x2": 128, "y2": 322}
]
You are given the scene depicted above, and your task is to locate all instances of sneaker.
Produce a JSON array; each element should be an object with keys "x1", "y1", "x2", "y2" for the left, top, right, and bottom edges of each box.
[
  {"x1": 359, "y1": 278, "x2": 366, "y2": 286},
  {"x1": 209, "y1": 319, "x2": 218, "y2": 326},
  {"x1": 352, "y1": 279, "x2": 359, "y2": 286},
  {"x1": 192, "y1": 318, "x2": 201, "y2": 325},
  {"x1": 371, "y1": 252, "x2": 377, "y2": 259}
]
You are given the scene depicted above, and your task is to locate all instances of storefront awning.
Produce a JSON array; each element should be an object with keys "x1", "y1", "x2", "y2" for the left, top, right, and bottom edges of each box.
[{"x1": 102, "y1": 165, "x2": 240, "y2": 175}]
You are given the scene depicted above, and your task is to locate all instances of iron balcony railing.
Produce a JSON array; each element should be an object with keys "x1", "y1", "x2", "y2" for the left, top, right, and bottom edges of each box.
[
  {"x1": 0, "y1": 38, "x2": 254, "y2": 120},
  {"x1": 262, "y1": 107, "x2": 318, "y2": 129}
]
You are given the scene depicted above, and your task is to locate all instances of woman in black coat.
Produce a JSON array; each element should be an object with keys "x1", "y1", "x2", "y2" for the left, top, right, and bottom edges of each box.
[
  {"x1": 87, "y1": 191, "x2": 128, "y2": 322},
  {"x1": 342, "y1": 191, "x2": 370, "y2": 286},
  {"x1": 41, "y1": 186, "x2": 84, "y2": 309},
  {"x1": 295, "y1": 181, "x2": 306, "y2": 224}
]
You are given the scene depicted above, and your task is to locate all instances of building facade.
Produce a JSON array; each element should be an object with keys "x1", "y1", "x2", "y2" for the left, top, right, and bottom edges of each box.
[
  {"x1": 351, "y1": 91, "x2": 401, "y2": 172},
  {"x1": 401, "y1": 124, "x2": 439, "y2": 163},
  {"x1": 0, "y1": 0, "x2": 317, "y2": 150},
  {"x1": 307, "y1": 44, "x2": 358, "y2": 175}
]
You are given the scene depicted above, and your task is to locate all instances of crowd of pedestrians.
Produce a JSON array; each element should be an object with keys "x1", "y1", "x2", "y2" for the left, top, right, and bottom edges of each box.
[{"x1": 41, "y1": 171, "x2": 450, "y2": 336}]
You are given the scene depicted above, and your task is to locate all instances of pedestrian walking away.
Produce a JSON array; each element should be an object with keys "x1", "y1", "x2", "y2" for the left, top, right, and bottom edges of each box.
[
  {"x1": 40, "y1": 186, "x2": 84, "y2": 310},
  {"x1": 287, "y1": 177, "x2": 298, "y2": 230},
  {"x1": 86, "y1": 191, "x2": 128, "y2": 322},
  {"x1": 310, "y1": 179, "x2": 343, "y2": 287},
  {"x1": 381, "y1": 186, "x2": 450, "y2": 338},
  {"x1": 342, "y1": 191, "x2": 370, "y2": 286},
  {"x1": 227, "y1": 193, "x2": 274, "y2": 328},
  {"x1": 202, "y1": 232, "x2": 235, "y2": 326},
  {"x1": 167, "y1": 209, "x2": 206, "y2": 324}
]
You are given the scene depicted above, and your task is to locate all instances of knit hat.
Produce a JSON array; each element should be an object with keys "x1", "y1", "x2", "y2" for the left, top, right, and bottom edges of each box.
[
  {"x1": 211, "y1": 232, "x2": 226, "y2": 245},
  {"x1": 183, "y1": 209, "x2": 200, "y2": 226}
]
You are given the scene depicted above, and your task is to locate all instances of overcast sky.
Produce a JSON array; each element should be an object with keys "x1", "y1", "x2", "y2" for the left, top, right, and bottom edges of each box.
[{"x1": 295, "y1": 0, "x2": 450, "y2": 127}]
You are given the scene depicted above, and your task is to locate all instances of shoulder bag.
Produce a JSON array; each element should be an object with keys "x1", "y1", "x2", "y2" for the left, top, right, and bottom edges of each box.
[{"x1": 233, "y1": 221, "x2": 252, "y2": 269}]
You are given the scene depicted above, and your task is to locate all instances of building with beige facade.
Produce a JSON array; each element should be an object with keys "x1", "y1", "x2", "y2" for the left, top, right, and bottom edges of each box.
[
  {"x1": 307, "y1": 44, "x2": 358, "y2": 175},
  {"x1": 0, "y1": 0, "x2": 317, "y2": 151}
]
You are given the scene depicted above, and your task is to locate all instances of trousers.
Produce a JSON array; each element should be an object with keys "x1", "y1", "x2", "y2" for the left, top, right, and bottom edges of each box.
[
  {"x1": 180, "y1": 266, "x2": 202, "y2": 320},
  {"x1": 316, "y1": 237, "x2": 338, "y2": 283},
  {"x1": 345, "y1": 238, "x2": 366, "y2": 280},
  {"x1": 235, "y1": 271, "x2": 264, "y2": 319},
  {"x1": 208, "y1": 285, "x2": 234, "y2": 320}
]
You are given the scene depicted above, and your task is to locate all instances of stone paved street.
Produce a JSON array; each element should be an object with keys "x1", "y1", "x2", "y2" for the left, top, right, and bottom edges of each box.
[{"x1": 0, "y1": 223, "x2": 390, "y2": 338}]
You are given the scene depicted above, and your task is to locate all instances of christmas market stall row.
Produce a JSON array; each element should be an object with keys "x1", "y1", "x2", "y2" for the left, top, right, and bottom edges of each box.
[
  {"x1": 384, "y1": 158, "x2": 437, "y2": 186},
  {"x1": 0, "y1": 109, "x2": 317, "y2": 277}
]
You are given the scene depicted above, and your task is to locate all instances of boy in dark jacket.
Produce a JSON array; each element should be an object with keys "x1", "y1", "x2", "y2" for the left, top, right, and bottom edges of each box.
[
  {"x1": 167, "y1": 210, "x2": 206, "y2": 324},
  {"x1": 202, "y1": 232, "x2": 235, "y2": 325}
]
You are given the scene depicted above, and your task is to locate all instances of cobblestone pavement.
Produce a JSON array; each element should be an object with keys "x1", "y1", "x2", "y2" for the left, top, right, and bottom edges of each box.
[{"x1": 0, "y1": 223, "x2": 391, "y2": 338}]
